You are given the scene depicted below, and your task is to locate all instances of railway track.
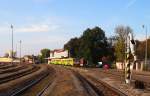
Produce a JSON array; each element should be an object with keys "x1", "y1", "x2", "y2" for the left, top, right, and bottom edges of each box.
[
  {"x1": 35, "y1": 67, "x2": 56, "y2": 96},
  {"x1": 72, "y1": 70, "x2": 127, "y2": 96},
  {"x1": 0, "y1": 64, "x2": 17, "y2": 69},
  {"x1": 0, "y1": 65, "x2": 39, "y2": 84},
  {"x1": 0, "y1": 64, "x2": 49, "y2": 96},
  {"x1": 86, "y1": 74, "x2": 127, "y2": 96},
  {"x1": 0, "y1": 63, "x2": 10, "y2": 67},
  {"x1": 73, "y1": 70, "x2": 103, "y2": 96},
  {"x1": 1, "y1": 64, "x2": 149, "y2": 96},
  {"x1": 0, "y1": 65, "x2": 27, "y2": 74},
  {"x1": 10, "y1": 65, "x2": 56, "y2": 96},
  {"x1": 11, "y1": 72, "x2": 49, "y2": 96},
  {"x1": 97, "y1": 69, "x2": 150, "y2": 90},
  {"x1": 76, "y1": 67, "x2": 150, "y2": 91}
]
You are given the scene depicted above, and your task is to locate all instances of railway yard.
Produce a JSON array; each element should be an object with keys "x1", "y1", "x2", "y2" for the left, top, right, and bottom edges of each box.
[{"x1": 0, "y1": 63, "x2": 150, "y2": 96}]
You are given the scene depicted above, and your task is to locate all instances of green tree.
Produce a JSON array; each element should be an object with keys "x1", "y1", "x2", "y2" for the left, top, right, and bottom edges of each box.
[
  {"x1": 136, "y1": 39, "x2": 150, "y2": 59},
  {"x1": 80, "y1": 27, "x2": 108, "y2": 64},
  {"x1": 64, "y1": 26, "x2": 110, "y2": 65},
  {"x1": 4, "y1": 53, "x2": 9, "y2": 58},
  {"x1": 39, "y1": 48, "x2": 50, "y2": 63},
  {"x1": 114, "y1": 25, "x2": 133, "y2": 62},
  {"x1": 64, "y1": 37, "x2": 80, "y2": 58}
]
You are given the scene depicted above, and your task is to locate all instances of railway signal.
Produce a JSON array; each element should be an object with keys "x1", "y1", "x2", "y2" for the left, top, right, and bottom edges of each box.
[
  {"x1": 125, "y1": 32, "x2": 136, "y2": 84},
  {"x1": 125, "y1": 53, "x2": 132, "y2": 84}
]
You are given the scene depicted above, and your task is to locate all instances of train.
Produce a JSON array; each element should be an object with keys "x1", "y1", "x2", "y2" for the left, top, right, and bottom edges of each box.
[{"x1": 48, "y1": 58, "x2": 87, "y2": 67}]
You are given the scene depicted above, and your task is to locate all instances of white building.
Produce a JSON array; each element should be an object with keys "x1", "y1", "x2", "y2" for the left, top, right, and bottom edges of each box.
[
  {"x1": 50, "y1": 49, "x2": 69, "y2": 59},
  {"x1": 6, "y1": 50, "x2": 16, "y2": 58}
]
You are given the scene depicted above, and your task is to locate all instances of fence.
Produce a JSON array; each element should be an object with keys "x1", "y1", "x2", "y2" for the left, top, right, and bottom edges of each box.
[{"x1": 116, "y1": 60, "x2": 150, "y2": 71}]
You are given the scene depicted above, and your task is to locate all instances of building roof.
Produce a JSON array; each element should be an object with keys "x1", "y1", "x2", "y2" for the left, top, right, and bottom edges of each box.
[{"x1": 50, "y1": 49, "x2": 66, "y2": 53}]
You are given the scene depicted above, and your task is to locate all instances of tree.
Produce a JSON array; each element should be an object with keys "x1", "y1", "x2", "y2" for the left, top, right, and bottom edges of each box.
[
  {"x1": 81, "y1": 27, "x2": 108, "y2": 64},
  {"x1": 136, "y1": 39, "x2": 150, "y2": 59},
  {"x1": 64, "y1": 26, "x2": 111, "y2": 65},
  {"x1": 39, "y1": 48, "x2": 50, "y2": 63},
  {"x1": 4, "y1": 53, "x2": 9, "y2": 58},
  {"x1": 114, "y1": 25, "x2": 133, "y2": 62},
  {"x1": 64, "y1": 37, "x2": 80, "y2": 58}
]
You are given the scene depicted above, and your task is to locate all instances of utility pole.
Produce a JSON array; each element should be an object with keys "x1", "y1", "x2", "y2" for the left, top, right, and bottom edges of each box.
[
  {"x1": 11, "y1": 25, "x2": 14, "y2": 64},
  {"x1": 19, "y1": 40, "x2": 22, "y2": 64},
  {"x1": 142, "y1": 25, "x2": 148, "y2": 70}
]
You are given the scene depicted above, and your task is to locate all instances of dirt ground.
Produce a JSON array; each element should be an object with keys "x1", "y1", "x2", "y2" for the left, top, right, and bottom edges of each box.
[
  {"x1": 42, "y1": 65, "x2": 150, "y2": 96},
  {"x1": 11, "y1": 64, "x2": 149, "y2": 96},
  {"x1": 43, "y1": 65, "x2": 90, "y2": 96}
]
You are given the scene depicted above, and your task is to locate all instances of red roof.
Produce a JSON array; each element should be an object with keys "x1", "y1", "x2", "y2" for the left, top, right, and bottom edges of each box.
[{"x1": 50, "y1": 49, "x2": 65, "y2": 53}]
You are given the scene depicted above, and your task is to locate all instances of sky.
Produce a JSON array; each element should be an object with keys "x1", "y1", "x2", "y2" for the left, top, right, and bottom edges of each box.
[{"x1": 0, "y1": 0, "x2": 149, "y2": 56}]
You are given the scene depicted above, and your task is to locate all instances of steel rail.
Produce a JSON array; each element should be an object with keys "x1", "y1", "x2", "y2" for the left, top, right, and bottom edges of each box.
[
  {"x1": 36, "y1": 75, "x2": 55, "y2": 96},
  {"x1": 73, "y1": 70, "x2": 103, "y2": 96},
  {"x1": 0, "y1": 66, "x2": 39, "y2": 84},
  {"x1": 11, "y1": 72, "x2": 49, "y2": 96},
  {"x1": 72, "y1": 69, "x2": 127, "y2": 96},
  {"x1": 86, "y1": 75, "x2": 127, "y2": 96}
]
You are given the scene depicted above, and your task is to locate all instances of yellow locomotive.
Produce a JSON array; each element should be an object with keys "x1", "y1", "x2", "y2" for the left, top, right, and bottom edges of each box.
[
  {"x1": 48, "y1": 58, "x2": 86, "y2": 67},
  {"x1": 49, "y1": 58, "x2": 74, "y2": 66}
]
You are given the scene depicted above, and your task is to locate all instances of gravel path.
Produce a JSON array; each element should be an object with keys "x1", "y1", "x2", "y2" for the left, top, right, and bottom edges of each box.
[{"x1": 44, "y1": 65, "x2": 90, "y2": 96}]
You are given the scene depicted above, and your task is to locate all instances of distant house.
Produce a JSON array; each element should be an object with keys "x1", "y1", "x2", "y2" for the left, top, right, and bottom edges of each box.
[
  {"x1": 23, "y1": 55, "x2": 34, "y2": 64},
  {"x1": 49, "y1": 49, "x2": 69, "y2": 59},
  {"x1": 23, "y1": 55, "x2": 39, "y2": 64},
  {"x1": 48, "y1": 49, "x2": 69, "y2": 64},
  {"x1": 6, "y1": 50, "x2": 16, "y2": 58},
  {"x1": 0, "y1": 57, "x2": 20, "y2": 63},
  {"x1": 0, "y1": 58, "x2": 12, "y2": 63}
]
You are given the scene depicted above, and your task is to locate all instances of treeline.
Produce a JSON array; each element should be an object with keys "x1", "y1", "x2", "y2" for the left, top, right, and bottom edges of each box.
[
  {"x1": 136, "y1": 38, "x2": 150, "y2": 59},
  {"x1": 114, "y1": 25, "x2": 133, "y2": 62},
  {"x1": 64, "y1": 26, "x2": 114, "y2": 65},
  {"x1": 38, "y1": 26, "x2": 150, "y2": 65},
  {"x1": 38, "y1": 48, "x2": 50, "y2": 63},
  {"x1": 113, "y1": 25, "x2": 150, "y2": 62}
]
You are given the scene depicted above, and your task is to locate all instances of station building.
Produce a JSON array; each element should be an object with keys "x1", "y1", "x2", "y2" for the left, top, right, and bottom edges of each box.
[
  {"x1": 0, "y1": 50, "x2": 19, "y2": 63},
  {"x1": 48, "y1": 49, "x2": 69, "y2": 64},
  {"x1": 49, "y1": 49, "x2": 69, "y2": 59}
]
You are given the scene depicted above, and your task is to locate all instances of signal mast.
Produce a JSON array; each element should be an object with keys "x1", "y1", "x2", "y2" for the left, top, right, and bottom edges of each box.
[{"x1": 125, "y1": 31, "x2": 136, "y2": 84}]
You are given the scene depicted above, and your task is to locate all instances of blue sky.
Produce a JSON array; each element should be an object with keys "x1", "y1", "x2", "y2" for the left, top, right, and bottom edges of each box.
[{"x1": 0, "y1": 0, "x2": 149, "y2": 56}]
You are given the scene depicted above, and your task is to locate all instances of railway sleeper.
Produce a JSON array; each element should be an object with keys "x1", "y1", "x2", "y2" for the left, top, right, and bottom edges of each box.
[
  {"x1": 11, "y1": 71, "x2": 49, "y2": 96},
  {"x1": 0, "y1": 65, "x2": 48, "y2": 96},
  {"x1": 72, "y1": 70, "x2": 127, "y2": 96},
  {"x1": 72, "y1": 70, "x2": 103, "y2": 96},
  {"x1": 86, "y1": 75, "x2": 127, "y2": 96}
]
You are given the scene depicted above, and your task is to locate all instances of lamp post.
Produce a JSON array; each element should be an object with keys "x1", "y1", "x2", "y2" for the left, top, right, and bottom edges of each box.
[
  {"x1": 19, "y1": 40, "x2": 22, "y2": 64},
  {"x1": 11, "y1": 25, "x2": 14, "y2": 64},
  {"x1": 142, "y1": 25, "x2": 148, "y2": 70}
]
